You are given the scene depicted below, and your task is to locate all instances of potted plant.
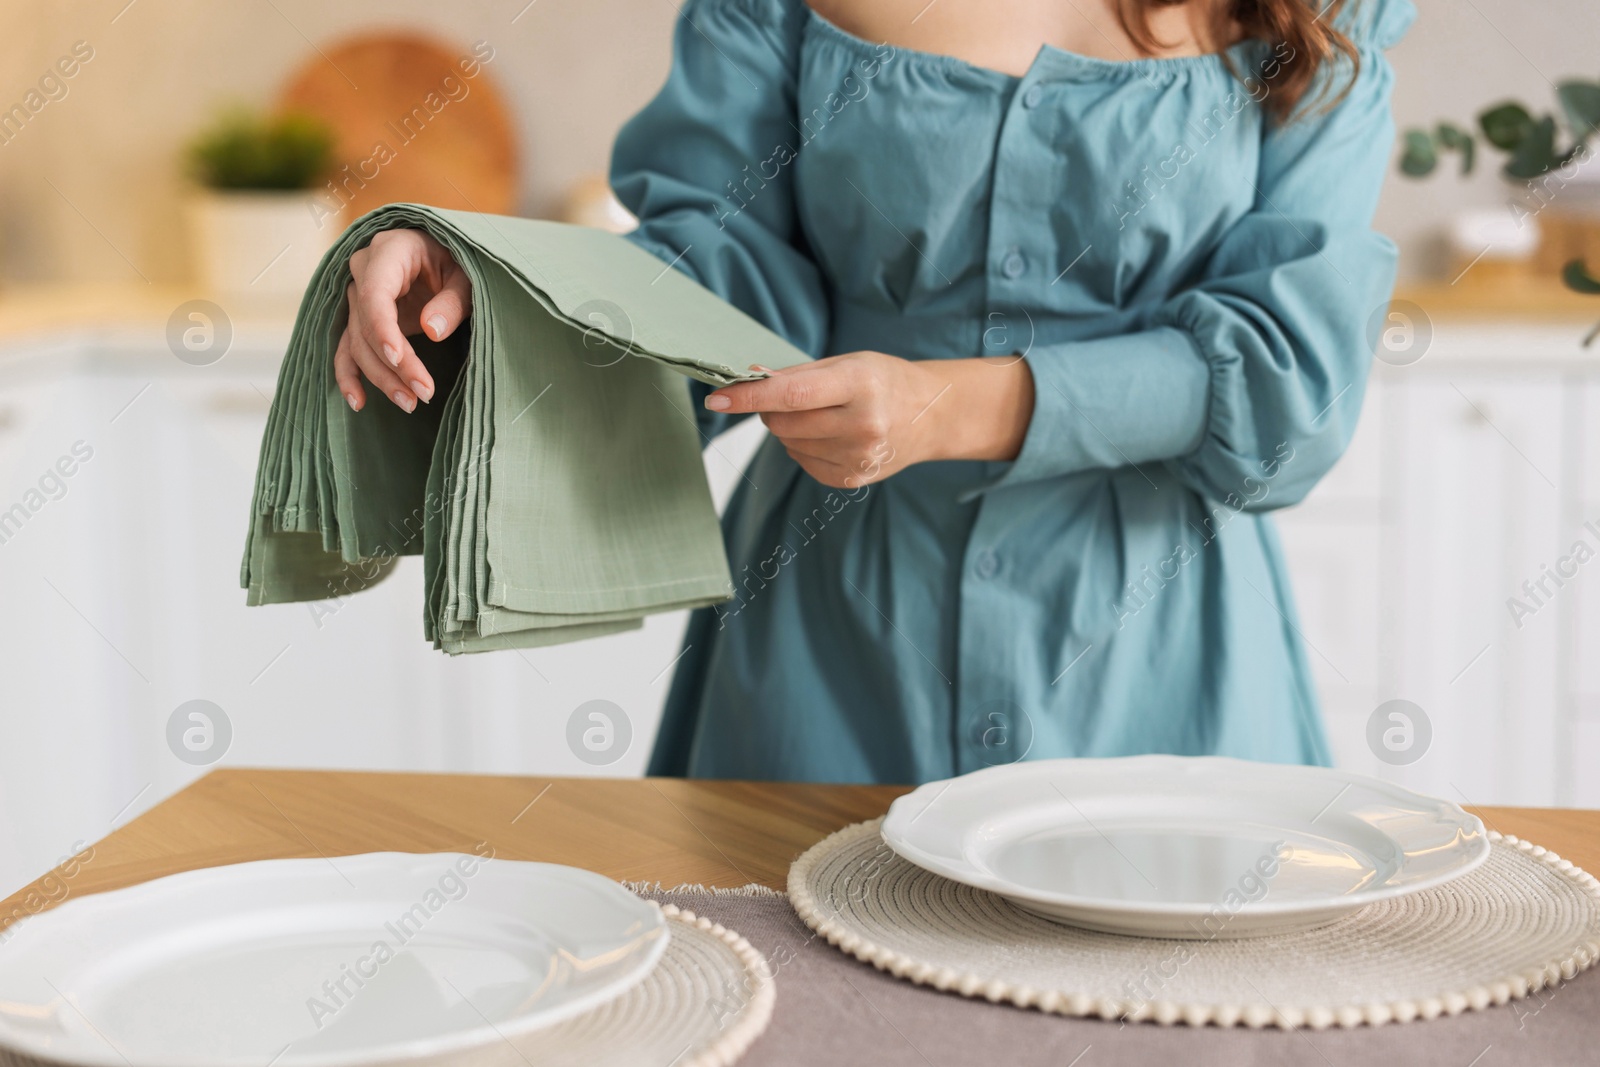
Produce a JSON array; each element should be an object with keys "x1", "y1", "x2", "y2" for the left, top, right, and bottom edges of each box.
[
  {"x1": 1398, "y1": 79, "x2": 1600, "y2": 343},
  {"x1": 185, "y1": 107, "x2": 336, "y2": 302}
]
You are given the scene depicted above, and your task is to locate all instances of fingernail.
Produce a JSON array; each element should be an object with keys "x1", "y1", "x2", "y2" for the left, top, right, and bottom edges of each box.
[
  {"x1": 392, "y1": 390, "x2": 415, "y2": 413},
  {"x1": 383, "y1": 343, "x2": 402, "y2": 367},
  {"x1": 704, "y1": 394, "x2": 731, "y2": 411},
  {"x1": 410, "y1": 379, "x2": 433, "y2": 403},
  {"x1": 751, "y1": 364, "x2": 774, "y2": 374},
  {"x1": 344, "y1": 392, "x2": 360, "y2": 411},
  {"x1": 427, "y1": 315, "x2": 447, "y2": 339}
]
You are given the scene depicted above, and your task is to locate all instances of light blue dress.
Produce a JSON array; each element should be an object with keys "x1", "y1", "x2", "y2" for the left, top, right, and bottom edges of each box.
[{"x1": 610, "y1": 0, "x2": 1415, "y2": 783}]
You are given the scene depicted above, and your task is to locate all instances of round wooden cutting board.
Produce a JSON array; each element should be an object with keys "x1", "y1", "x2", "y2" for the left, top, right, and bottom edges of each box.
[{"x1": 277, "y1": 32, "x2": 519, "y2": 227}]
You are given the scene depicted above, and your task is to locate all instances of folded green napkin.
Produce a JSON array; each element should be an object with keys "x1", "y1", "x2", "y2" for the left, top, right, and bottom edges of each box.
[{"x1": 241, "y1": 204, "x2": 810, "y2": 652}]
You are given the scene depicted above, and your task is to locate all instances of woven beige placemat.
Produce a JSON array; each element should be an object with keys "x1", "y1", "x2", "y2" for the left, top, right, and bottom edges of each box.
[
  {"x1": 789, "y1": 819, "x2": 1600, "y2": 1030},
  {"x1": 494, "y1": 902, "x2": 775, "y2": 1066}
]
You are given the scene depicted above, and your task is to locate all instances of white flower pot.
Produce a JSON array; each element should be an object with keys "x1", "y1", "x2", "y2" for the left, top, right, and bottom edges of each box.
[{"x1": 187, "y1": 189, "x2": 337, "y2": 304}]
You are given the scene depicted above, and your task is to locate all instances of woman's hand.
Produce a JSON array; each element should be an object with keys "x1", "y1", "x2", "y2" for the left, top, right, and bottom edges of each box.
[
  {"x1": 704, "y1": 352, "x2": 1035, "y2": 488},
  {"x1": 335, "y1": 228, "x2": 473, "y2": 413}
]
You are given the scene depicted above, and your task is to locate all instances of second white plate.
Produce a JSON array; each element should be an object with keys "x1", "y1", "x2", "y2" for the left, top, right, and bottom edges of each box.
[
  {"x1": 881, "y1": 756, "x2": 1489, "y2": 938},
  {"x1": 0, "y1": 852, "x2": 667, "y2": 1067}
]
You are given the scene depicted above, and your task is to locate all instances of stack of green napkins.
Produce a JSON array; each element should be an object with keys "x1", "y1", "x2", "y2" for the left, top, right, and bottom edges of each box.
[{"x1": 241, "y1": 204, "x2": 809, "y2": 652}]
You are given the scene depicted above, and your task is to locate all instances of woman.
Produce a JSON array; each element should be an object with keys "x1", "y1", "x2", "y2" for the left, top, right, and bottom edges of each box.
[{"x1": 334, "y1": 0, "x2": 1413, "y2": 784}]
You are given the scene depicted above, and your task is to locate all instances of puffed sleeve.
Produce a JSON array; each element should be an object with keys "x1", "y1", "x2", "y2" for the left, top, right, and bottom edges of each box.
[
  {"x1": 610, "y1": 0, "x2": 828, "y2": 433},
  {"x1": 985, "y1": 0, "x2": 1416, "y2": 509}
]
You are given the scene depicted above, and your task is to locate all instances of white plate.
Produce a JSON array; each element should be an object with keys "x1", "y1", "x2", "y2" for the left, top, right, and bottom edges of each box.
[
  {"x1": 881, "y1": 756, "x2": 1490, "y2": 938},
  {"x1": 0, "y1": 853, "x2": 667, "y2": 1067}
]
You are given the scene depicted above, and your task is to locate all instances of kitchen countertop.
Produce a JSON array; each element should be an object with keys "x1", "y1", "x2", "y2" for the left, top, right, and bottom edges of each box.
[
  {"x1": 0, "y1": 283, "x2": 296, "y2": 379},
  {"x1": 3, "y1": 768, "x2": 1597, "y2": 913},
  {"x1": 0, "y1": 274, "x2": 1594, "y2": 339},
  {"x1": 4, "y1": 280, "x2": 1600, "y2": 383},
  {"x1": 0, "y1": 282, "x2": 297, "y2": 341},
  {"x1": 1397, "y1": 275, "x2": 1600, "y2": 320}
]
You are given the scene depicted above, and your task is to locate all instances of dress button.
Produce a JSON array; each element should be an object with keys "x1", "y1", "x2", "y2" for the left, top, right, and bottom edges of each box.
[
  {"x1": 975, "y1": 551, "x2": 1000, "y2": 579},
  {"x1": 1021, "y1": 84, "x2": 1045, "y2": 109},
  {"x1": 1001, "y1": 249, "x2": 1026, "y2": 279}
]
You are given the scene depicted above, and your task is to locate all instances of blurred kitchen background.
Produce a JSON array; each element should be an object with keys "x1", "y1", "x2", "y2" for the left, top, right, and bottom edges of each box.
[{"x1": 2, "y1": 0, "x2": 1600, "y2": 897}]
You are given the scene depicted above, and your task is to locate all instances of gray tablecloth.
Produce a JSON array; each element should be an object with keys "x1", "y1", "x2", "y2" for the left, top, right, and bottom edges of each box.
[{"x1": 640, "y1": 886, "x2": 1598, "y2": 1067}]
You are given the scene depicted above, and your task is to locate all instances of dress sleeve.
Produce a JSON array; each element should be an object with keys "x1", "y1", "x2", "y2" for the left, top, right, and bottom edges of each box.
[
  {"x1": 610, "y1": 0, "x2": 829, "y2": 434},
  {"x1": 983, "y1": 0, "x2": 1416, "y2": 509}
]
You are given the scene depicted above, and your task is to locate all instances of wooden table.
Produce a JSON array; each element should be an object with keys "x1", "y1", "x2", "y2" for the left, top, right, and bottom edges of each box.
[{"x1": 5, "y1": 768, "x2": 1599, "y2": 924}]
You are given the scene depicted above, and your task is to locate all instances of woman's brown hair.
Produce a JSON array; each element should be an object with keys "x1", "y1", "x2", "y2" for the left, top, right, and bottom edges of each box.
[{"x1": 1115, "y1": 0, "x2": 1361, "y2": 123}]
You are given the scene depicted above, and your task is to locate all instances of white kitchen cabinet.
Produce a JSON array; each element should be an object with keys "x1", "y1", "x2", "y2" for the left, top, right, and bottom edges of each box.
[
  {"x1": 0, "y1": 329, "x2": 712, "y2": 900},
  {"x1": 1583, "y1": 382, "x2": 1600, "y2": 507},
  {"x1": 1277, "y1": 325, "x2": 1600, "y2": 808},
  {"x1": 1573, "y1": 714, "x2": 1600, "y2": 808},
  {"x1": 0, "y1": 381, "x2": 63, "y2": 473},
  {"x1": 1272, "y1": 380, "x2": 1386, "y2": 685},
  {"x1": 1272, "y1": 518, "x2": 1385, "y2": 692},
  {"x1": 1388, "y1": 375, "x2": 1565, "y2": 806},
  {"x1": 1270, "y1": 513, "x2": 1388, "y2": 781},
  {"x1": 1577, "y1": 382, "x2": 1600, "y2": 700},
  {"x1": 1571, "y1": 381, "x2": 1600, "y2": 806},
  {"x1": 4, "y1": 316, "x2": 1600, "y2": 900}
]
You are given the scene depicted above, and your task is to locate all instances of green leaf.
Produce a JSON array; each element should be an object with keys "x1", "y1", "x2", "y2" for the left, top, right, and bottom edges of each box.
[
  {"x1": 1558, "y1": 80, "x2": 1600, "y2": 138},
  {"x1": 1398, "y1": 129, "x2": 1438, "y2": 177},
  {"x1": 1480, "y1": 101, "x2": 1535, "y2": 150},
  {"x1": 1435, "y1": 123, "x2": 1475, "y2": 176},
  {"x1": 1563, "y1": 258, "x2": 1600, "y2": 295},
  {"x1": 1504, "y1": 115, "x2": 1559, "y2": 179},
  {"x1": 186, "y1": 107, "x2": 336, "y2": 191}
]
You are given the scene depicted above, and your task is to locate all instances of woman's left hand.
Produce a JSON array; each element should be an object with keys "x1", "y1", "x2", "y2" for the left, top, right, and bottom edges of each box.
[{"x1": 704, "y1": 352, "x2": 1035, "y2": 488}]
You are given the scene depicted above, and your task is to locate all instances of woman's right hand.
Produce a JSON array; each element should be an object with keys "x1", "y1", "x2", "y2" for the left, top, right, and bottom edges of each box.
[{"x1": 335, "y1": 228, "x2": 473, "y2": 413}]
